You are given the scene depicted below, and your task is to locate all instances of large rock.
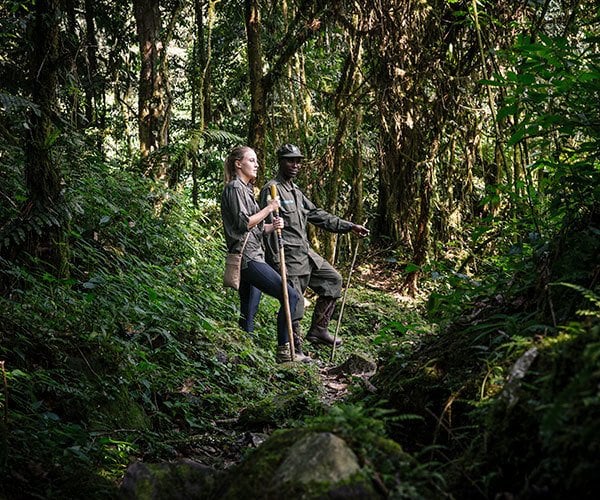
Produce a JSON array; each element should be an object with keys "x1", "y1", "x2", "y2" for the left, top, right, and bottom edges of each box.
[
  {"x1": 121, "y1": 431, "x2": 380, "y2": 499},
  {"x1": 270, "y1": 432, "x2": 361, "y2": 487},
  {"x1": 220, "y1": 429, "x2": 379, "y2": 499},
  {"x1": 120, "y1": 460, "x2": 222, "y2": 500}
]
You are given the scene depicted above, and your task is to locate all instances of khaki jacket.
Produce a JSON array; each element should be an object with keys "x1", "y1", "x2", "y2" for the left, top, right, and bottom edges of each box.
[{"x1": 259, "y1": 173, "x2": 353, "y2": 276}]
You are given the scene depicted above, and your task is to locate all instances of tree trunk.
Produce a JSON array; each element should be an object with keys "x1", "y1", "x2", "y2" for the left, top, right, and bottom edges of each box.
[
  {"x1": 190, "y1": 0, "x2": 216, "y2": 203},
  {"x1": 245, "y1": 0, "x2": 331, "y2": 171},
  {"x1": 366, "y1": 0, "x2": 516, "y2": 294},
  {"x1": 245, "y1": 0, "x2": 267, "y2": 167},
  {"x1": 192, "y1": 0, "x2": 214, "y2": 130},
  {"x1": 376, "y1": 133, "x2": 417, "y2": 248},
  {"x1": 323, "y1": 115, "x2": 348, "y2": 263},
  {"x1": 351, "y1": 135, "x2": 365, "y2": 225},
  {"x1": 404, "y1": 148, "x2": 436, "y2": 295},
  {"x1": 64, "y1": 0, "x2": 81, "y2": 127},
  {"x1": 23, "y1": 0, "x2": 69, "y2": 275},
  {"x1": 323, "y1": 28, "x2": 364, "y2": 263},
  {"x1": 133, "y1": 0, "x2": 168, "y2": 178},
  {"x1": 83, "y1": 0, "x2": 98, "y2": 127}
]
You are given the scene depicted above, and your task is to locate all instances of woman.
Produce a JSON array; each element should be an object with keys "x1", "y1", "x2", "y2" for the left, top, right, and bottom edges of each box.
[{"x1": 221, "y1": 146, "x2": 310, "y2": 363}]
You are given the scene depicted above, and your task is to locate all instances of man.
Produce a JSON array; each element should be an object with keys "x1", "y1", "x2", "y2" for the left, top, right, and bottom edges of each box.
[{"x1": 259, "y1": 143, "x2": 369, "y2": 356}]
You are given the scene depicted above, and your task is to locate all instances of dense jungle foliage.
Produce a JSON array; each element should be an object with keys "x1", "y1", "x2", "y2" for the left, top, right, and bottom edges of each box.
[{"x1": 1, "y1": 0, "x2": 599, "y2": 498}]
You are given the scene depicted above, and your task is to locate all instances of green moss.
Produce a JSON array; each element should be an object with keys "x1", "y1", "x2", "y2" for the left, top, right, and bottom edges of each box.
[
  {"x1": 238, "y1": 388, "x2": 324, "y2": 429},
  {"x1": 91, "y1": 388, "x2": 150, "y2": 431},
  {"x1": 220, "y1": 429, "x2": 378, "y2": 499},
  {"x1": 220, "y1": 429, "x2": 309, "y2": 499}
]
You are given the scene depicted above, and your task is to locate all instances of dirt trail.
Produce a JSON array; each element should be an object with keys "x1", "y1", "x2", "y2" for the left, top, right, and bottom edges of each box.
[{"x1": 319, "y1": 365, "x2": 351, "y2": 405}]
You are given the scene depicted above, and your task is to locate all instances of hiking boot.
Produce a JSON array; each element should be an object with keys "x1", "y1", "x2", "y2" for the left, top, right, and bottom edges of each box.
[
  {"x1": 276, "y1": 343, "x2": 292, "y2": 363},
  {"x1": 307, "y1": 327, "x2": 342, "y2": 346},
  {"x1": 306, "y1": 296, "x2": 342, "y2": 347},
  {"x1": 294, "y1": 351, "x2": 312, "y2": 363},
  {"x1": 276, "y1": 342, "x2": 312, "y2": 363},
  {"x1": 292, "y1": 320, "x2": 313, "y2": 363}
]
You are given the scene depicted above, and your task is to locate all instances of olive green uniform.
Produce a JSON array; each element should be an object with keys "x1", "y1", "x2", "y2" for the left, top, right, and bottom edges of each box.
[{"x1": 259, "y1": 174, "x2": 354, "y2": 321}]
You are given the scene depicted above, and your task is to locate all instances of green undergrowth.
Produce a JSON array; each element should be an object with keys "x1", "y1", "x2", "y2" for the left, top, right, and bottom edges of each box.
[
  {"x1": 0, "y1": 158, "x2": 324, "y2": 499},
  {"x1": 472, "y1": 320, "x2": 600, "y2": 498},
  {"x1": 0, "y1": 154, "x2": 420, "y2": 499},
  {"x1": 354, "y1": 210, "x2": 600, "y2": 498},
  {"x1": 3, "y1": 153, "x2": 597, "y2": 499}
]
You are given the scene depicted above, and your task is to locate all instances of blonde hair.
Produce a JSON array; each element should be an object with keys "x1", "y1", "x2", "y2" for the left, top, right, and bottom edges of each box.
[{"x1": 224, "y1": 145, "x2": 253, "y2": 184}]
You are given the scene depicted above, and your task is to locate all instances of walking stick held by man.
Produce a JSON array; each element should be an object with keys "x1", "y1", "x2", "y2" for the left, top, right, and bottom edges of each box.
[{"x1": 270, "y1": 184, "x2": 295, "y2": 360}]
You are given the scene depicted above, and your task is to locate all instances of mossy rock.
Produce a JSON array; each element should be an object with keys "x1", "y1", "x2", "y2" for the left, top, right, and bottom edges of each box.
[
  {"x1": 121, "y1": 460, "x2": 223, "y2": 499},
  {"x1": 238, "y1": 390, "x2": 324, "y2": 430},
  {"x1": 220, "y1": 430, "x2": 379, "y2": 499}
]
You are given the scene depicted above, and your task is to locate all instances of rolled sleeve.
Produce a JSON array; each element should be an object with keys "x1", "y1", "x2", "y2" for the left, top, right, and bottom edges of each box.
[{"x1": 222, "y1": 184, "x2": 250, "y2": 232}]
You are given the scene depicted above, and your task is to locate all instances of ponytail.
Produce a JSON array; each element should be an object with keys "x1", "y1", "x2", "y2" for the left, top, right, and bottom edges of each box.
[{"x1": 224, "y1": 146, "x2": 252, "y2": 184}]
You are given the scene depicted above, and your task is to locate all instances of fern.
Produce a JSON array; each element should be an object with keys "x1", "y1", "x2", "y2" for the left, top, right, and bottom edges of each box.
[
  {"x1": 169, "y1": 127, "x2": 243, "y2": 182},
  {"x1": 553, "y1": 282, "x2": 600, "y2": 317},
  {"x1": 0, "y1": 202, "x2": 71, "y2": 253},
  {"x1": 0, "y1": 92, "x2": 40, "y2": 116}
]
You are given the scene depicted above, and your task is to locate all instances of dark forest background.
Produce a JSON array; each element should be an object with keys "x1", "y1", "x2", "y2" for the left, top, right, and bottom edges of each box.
[{"x1": 1, "y1": 1, "x2": 599, "y2": 498}]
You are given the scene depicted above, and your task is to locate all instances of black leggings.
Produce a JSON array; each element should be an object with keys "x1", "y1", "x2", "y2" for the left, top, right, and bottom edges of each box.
[{"x1": 239, "y1": 260, "x2": 300, "y2": 345}]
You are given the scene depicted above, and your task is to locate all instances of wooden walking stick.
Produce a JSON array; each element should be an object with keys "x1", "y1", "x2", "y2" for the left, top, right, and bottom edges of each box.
[
  {"x1": 330, "y1": 240, "x2": 360, "y2": 362},
  {"x1": 270, "y1": 184, "x2": 295, "y2": 360}
]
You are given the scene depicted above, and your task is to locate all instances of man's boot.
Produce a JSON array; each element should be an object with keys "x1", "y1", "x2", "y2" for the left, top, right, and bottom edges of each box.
[
  {"x1": 306, "y1": 296, "x2": 342, "y2": 347},
  {"x1": 292, "y1": 321, "x2": 312, "y2": 363}
]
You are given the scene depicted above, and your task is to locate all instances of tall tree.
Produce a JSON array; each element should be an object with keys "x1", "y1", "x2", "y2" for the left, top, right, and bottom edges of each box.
[
  {"x1": 363, "y1": 0, "x2": 516, "y2": 294},
  {"x1": 321, "y1": 22, "x2": 366, "y2": 262},
  {"x1": 244, "y1": 0, "x2": 334, "y2": 166},
  {"x1": 23, "y1": 0, "x2": 69, "y2": 275},
  {"x1": 83, "y1": 0, "x2": 100, "y2": 130},
  {"x1": 133, "y1": 0, "x2": 169, "y2": 178},
  {"x1": 64, "y1": 0, "x2": 82, "y2": 127},
  {"x1": 244, "y1": 0, "x2": 267, "y2": 165},
  {"x1": 191, "y1": 0, "x2": 215, "y2": 130},
  {"x1": 365, "y1": 0, "x2": 448, "y2": 294}
]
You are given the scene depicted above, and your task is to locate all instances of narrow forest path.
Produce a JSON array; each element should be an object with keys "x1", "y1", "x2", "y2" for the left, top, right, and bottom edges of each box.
[
  {"x1": 187, "y1": 256, "x2": 415, "y2": 472},
  {"x1": 312, "y1": 255, "x2": 413, "y2": 406},
  {"x1": 317, "y1": 353, "x2": 379, "y2": 406},
  {"x1": 319, "y1": 365, "x2": 350, "y2": 404}
]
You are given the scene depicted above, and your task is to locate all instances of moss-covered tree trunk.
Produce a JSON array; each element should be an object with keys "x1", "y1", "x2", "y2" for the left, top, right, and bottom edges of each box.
[
  {"x1": 366, "y1": 0, "x2": 516, "y2": 294},
  {"x1": 83, "y1": 0, "x2": 99, "y2": 129},
  {"x1": 191, "y1": 0, "x2": 215, "y2": 131},
  {"x1": 245, "y1": 0, "x2": 333, "y2": 181},
  {"x1": 23, "y1": 0, "x2": 69, "y2": 276},
  {"x1": 323, "y1": 30, "x2": 364, "y2": 263},
  {"x1": 245, "y1": 0, "x2": 268, "y2": 171},
  {"x1": 189, "y1": 0, "x2": 216, "y2": 203}
]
